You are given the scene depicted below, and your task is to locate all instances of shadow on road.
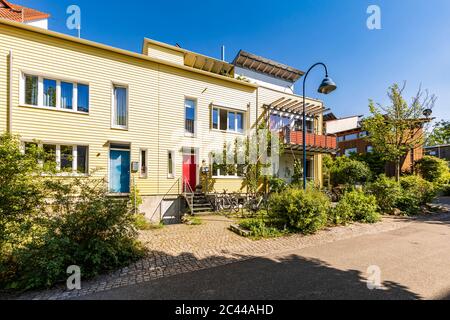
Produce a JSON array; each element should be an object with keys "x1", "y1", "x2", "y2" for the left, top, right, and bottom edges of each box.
[{"x1": 78, "y1": 253, "x2": 422, "y2": 300}]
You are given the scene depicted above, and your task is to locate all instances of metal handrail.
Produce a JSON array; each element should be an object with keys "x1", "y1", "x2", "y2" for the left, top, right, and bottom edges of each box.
[
  {"x1": 149, "y1": 177, "x2": 181, "y2": 222},
  {"x1": 183, "y1": 179, "x2": 195, "y2": 215}
]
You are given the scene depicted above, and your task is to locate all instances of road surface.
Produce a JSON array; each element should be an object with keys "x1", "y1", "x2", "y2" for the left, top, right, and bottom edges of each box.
[{"x1": 79, "y1": 212, "x2": 450, "y2": 300}]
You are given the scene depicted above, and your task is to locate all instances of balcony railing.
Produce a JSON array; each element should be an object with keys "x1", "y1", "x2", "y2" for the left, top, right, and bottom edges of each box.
[
  {"x1": 185, "y1": 119, "x2": 195, "y2": 135},
  {"x1": 280, "y1": 127, "x2": 337, "y2": 152}
]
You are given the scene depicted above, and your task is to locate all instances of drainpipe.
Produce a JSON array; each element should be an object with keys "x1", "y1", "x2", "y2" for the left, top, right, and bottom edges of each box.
[{"x1": 8, "y1": 50, "x2": 13, "y2": 133}]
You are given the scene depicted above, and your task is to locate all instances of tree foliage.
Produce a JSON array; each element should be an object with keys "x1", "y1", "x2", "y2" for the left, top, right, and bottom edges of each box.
[
  {"x1": 427, "y1": 120, "x2": 450, "y2": 146},
  {"x1": 0, "y1": 133, "x2": 144, "y2": 291},
  {"x1": 415, "y1": 156, "x2": 449, "y2": 184},
  {"x1": 362, "y1": 83, "x2": 436, "y2": 180},
  {"x1": 330, "y1": 157, "x2": 372, "y2": 187}
]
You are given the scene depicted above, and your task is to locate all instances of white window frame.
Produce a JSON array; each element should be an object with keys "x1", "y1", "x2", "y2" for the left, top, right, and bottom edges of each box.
[
  {"x1": 212, "y1": 164, "x2": 245, "y2": 179},
  {"x1": 344, "y1": 148, "x2": 358, "y2": 157},
  {"x1": 139, "y1": 148, "x2": 148, "y2": 178},
  {"x1": 20, "y1": 71, "x2": 90, "y2": 114},
  {"x1": 184, "y1": 98, "x2": 197, "y2": 137},
  {"x1": 111, "y1": 83, "x2": 129, "y2": 130},
  {"x1": 22, "y1": 141, "x2": 89, "y2": 176},
  {"x1": 168, "y1": 150, "x2": 176, "y2": 179},
  {"x1": 211, "y1": 107, "x2": 245, "y2": 134}
]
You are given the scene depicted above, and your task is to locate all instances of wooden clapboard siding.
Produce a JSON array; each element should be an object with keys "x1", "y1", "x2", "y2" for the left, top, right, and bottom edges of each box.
[{"x1": 0, "y1": 21, "x2": 257, "y2": 196}]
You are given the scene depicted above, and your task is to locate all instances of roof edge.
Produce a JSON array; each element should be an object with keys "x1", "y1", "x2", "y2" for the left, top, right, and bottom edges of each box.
[{"x1": 0, "y1": 18, "x2": 257, "y2": 88}]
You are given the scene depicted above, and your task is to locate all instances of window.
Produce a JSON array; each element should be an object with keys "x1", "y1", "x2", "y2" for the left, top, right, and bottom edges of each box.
[
  {"x1": 344, "y1": 133, "x2": 359, "y2": 141},
  {"x1": 337, "y1": 136, "x2": 345, "y2": 143},
  {"x1": 366, "y1": 146, "x2": 374, "y2": 153},
  {"x1": 112, "y1": 85, "x2": 128, "y2": 128},
  {"x1": 140, "y1": 149, "x2": 148, "y2": 178},
  {"x1": 185, "y1": 99, "x2": 196, "y2": 135},
  {"x1": 25, "y1": 75, "x2": 38, "y2": 106},
  {"x1": 43, "y1": 144, "x2": 56, "y2": 166},
  {"x1": 228, "y1": 112, "x2": 236, "y2": 132},
  {"x1": 77, "y1": 146, "x2": 88, "y2": 174},
  {"x1": 212, "y1": 108, "x2": 219, "y2": 130},
  {"x1": 77, "y1": 84, "x2": 89, "y2": 113},
  {"x1": 22, "y1": 73, "x2": 89, "y2": 113},
  {"x1": 219, "y1": 109, "x2": 228, "y2": 131},
  {"x1": 359, "y1": 131, "x2": 368, "y2": 138},
  {"x1": 60, "y1": 145, "x2": 73, "y2": 171},
  {"x1": 43, "y1": 79, "x2": 56, "y2": 107},
  {"x1": 344, "y1": 148, "x2": 358, "y2": 157},
  {"x1": 60, "y1": 82, "x2": 74, "y2": 110},
  {"x1": 25, "y1": 143, "x2": 88, "y2": 174},
  {"x1": 236, "y1": 113, "x2": 244, "y2": 133},
  {"x1": 212, "y1": 163, "x2": 245, "y2": 178},
  {"x1": 168, "y1": 151, "x2": 175, "y2": 178},
  {"x1": 212, "y1": 107, "x2": 245, "y2": 133}
]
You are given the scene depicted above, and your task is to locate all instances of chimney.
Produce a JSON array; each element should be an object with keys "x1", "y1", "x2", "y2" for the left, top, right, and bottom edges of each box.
[{"x1": 221, "y1": 45, "x2": 226, "y2": 62}]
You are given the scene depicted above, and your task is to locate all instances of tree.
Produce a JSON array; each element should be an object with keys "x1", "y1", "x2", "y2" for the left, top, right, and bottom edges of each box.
[
  {"x1": 330, "y1": 157, "x2": 372, "y2": 187},
  {"x1": 362, "y1": 83, "x2": 436, "y2": 181},
  {"x1": 415, "y1": 156, "x2": 449, "y2": 184},
  {"x1": 427, "y1": 120, "x2": 450, "y2": 146}
]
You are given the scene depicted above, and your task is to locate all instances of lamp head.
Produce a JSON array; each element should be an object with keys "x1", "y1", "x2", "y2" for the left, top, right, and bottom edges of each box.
[
  {"x1": 423, "y1": 109, "x2": 433, "y2": 118},
  {"x1": 318, "y1": 76, "x2": 337, "y2": 95}
]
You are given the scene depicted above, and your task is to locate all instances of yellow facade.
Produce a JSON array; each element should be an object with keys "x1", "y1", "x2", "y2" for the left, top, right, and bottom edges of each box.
[{"x1": 0, "y1": 19, "x2": 329, "y2": 209}]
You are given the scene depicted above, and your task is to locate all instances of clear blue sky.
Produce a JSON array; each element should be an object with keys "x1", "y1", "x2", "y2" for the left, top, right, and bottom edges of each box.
[{"x1": 17, "y1": 0, "x2": 450, "y2": 122}]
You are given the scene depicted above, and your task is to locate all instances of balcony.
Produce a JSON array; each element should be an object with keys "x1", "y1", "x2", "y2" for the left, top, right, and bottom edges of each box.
[{"x1": 280, "y1": 128, "x2": 338, "y2": 153}]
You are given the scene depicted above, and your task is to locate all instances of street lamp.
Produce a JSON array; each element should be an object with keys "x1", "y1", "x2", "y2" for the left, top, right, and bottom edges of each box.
[{"x1": 302, "y1": 63, "x2": 337, "y2": 190}]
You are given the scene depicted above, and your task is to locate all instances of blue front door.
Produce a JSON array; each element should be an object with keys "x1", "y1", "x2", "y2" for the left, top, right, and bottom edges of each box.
[{"x1": 110, "y1": 150, "x2": 131, "y2": 193}]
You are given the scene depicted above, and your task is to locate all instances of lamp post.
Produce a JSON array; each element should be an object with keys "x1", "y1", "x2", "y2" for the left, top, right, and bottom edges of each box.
[{"x1": 302, "y1": 63, "x2": 337, "y2": 190}]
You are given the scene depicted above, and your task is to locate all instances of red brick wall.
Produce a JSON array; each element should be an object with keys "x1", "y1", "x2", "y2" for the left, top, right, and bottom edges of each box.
[{"x1": 336, "y1": 128, "x2": 425, "y2": 175}]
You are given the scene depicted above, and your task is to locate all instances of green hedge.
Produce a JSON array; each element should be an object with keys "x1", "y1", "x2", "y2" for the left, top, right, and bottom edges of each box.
[
  {"x1": 269, "y1": 187, "x2": 330, "y2": 234},
  {"x1": 367, "y1": 175, "x2": 402, "y2": 214},
  {"x1": 332, "y1": 190, "x2": 381, "y2": 224}
]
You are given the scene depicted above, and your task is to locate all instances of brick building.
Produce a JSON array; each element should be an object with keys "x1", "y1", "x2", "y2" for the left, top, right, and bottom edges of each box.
[{"x1": 324, "y1": 114, "x2": 426, "y2": 175}]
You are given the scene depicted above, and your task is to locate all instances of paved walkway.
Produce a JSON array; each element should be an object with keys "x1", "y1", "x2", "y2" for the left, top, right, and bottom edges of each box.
[
  {"x1": 14, "y1": 213, "x2": 422, "y2": 300},
  {"x1": 82, "y1": 209, "x2": 450, "y2": 300}
]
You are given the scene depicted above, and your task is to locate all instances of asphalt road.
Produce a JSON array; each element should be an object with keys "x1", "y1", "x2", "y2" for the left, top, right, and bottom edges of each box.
[{"x1": 79, "y1": 212, "x2": 450, "y2": 300}]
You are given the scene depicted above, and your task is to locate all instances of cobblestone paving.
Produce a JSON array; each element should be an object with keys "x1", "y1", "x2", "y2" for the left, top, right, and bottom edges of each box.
[{"x1": 12, "y1": 212, "x2": 446, "y2": 300}]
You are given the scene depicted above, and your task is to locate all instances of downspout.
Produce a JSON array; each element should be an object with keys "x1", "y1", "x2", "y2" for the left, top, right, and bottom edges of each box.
[{"x1": 8, "y1": 50, "x2": 13, "y2": 133}]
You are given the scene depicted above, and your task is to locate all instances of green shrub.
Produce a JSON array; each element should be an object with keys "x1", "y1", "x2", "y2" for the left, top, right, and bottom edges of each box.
[
  {"x1": 133, "y1": 214, "x2": 160, "y2": 230},
  {"x1": 333, "y1": 190, "x2": 381, "y2": 224},
  {"x1": 0, "y1": 134, "x2": 48, "y2": 247},
  {"x1": 366, "y1": 175, "x2": 402, "y2": 214},
  {"x1": 3, "y1": 177, "x2": 145, "y2": 291},
  {"x1": 268, "y1": 187, "x2": 330, "y2": 234},
  {"x1": 400, "y1": 175, "x2": 437, "y2": 206},
  {"x1": 442, "y1": 185, "x2": 450, "y2": 197},
  {"x1": 331, "y1": 157, "x2": 372, "y2": 187},
  {"x1": 268, "y1": 177, "x2": 287, "y2": 193},
  {"x1": 239, "y1": 218, "x2": 285, "y2": 239},
  {"x1": 350, "y1": 152, "x2": 386, "y2": 177},
  {"x1": 395, "y1": 191, "x2": 421, "y2": 216},
  {"x1": 415, "y1": 156, "x2": 449, "y2": 184}
]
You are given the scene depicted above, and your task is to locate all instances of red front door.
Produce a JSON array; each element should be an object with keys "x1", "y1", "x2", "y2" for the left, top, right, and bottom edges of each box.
[{"x1": 183, "y1": 154, "x2": 197, "y2": 191}]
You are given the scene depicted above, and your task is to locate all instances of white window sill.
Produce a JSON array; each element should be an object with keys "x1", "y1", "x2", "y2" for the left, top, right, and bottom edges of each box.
[
  {"x1": 42, "y1": 173, "x2": 90, "y2": 178},
  {"x1": 20, "y1": 104, "x2": 89, "y2": 115},
  {"x1": 184, "y1": 132, "x2": 196, "y2": 138},
  {"x1": 212, "y1": 176, "x2": 244, "y2": 180},
  {"x1": 211, "y1": 129, "x2": 245, "y2": 136},
  {"x1": 111, "y1": 126, "x2": 129, "y2": 131}
]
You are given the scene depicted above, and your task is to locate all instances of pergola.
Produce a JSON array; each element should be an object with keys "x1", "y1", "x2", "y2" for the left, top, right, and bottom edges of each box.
[{"x1": 265, "y1": 97, "x2": 329, "y2": 117}]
